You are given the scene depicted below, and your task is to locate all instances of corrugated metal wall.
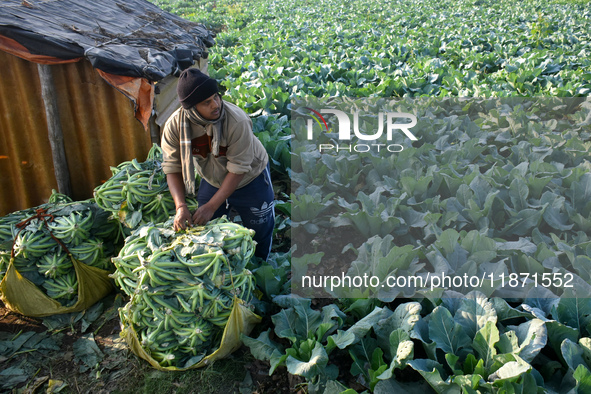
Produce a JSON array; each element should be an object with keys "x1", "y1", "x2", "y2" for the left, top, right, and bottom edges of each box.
[{"x1": 0, "y1": 50, "x2": 153, "y2": 216}]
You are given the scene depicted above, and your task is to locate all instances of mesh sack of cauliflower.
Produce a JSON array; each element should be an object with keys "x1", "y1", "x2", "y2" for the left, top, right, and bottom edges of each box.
[
  {"x1": 0, "y1": 192, "x2": 121, "y2": 317},
  {"x1": 113, "y1": 216, "x2": 261, "y2": 370}
]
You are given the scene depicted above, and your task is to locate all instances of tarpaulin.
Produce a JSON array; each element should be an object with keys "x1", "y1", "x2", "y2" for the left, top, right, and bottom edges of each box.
[
  {"x1": 97, "y1": 70, "x2": 155, "y2": 131},
  {"x1": 0, "y1": 0, "x2": 213, "y2": 81},
  {"x1": 0, "y1": 0, "x2": 214, "y2": 129}
]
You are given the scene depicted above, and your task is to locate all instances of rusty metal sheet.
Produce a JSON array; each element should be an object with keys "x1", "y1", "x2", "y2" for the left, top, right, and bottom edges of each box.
[{"x1": 0, "y1": 50, "x2": 152, "y2": 216}]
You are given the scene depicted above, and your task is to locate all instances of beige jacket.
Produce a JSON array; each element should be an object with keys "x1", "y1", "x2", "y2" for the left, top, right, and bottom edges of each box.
[{"x1": 161, "y1": 101, "x2": 268, "y2": 189}]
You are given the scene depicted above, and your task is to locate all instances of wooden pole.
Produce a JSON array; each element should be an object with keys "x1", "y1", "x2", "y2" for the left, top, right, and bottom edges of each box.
[
  {"x1": 149, "y1": 113, "x2": 160, "y2": 146},
  {"x1": 37, "y1": 63, "x2": 72, "y2": 197}
]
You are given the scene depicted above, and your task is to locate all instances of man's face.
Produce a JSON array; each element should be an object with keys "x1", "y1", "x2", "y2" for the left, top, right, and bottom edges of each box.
[{"x1": 195, "y1": 93, "x2": 222, "y2": 120}]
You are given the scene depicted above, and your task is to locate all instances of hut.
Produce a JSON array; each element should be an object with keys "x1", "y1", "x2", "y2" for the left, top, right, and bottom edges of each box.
[{"x1": 0, "y1": 0, "x2": 214, "y2": 215}]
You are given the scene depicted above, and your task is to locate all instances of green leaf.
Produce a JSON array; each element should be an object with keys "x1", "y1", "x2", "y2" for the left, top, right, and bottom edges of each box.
[
  {"x1": 125, "y1": 209, "x2": 143, "y2": 229},
  {"x1": 495, "y1": 372, "x2": 539, "y2": 393},
  {"x1": 374, "y1": 378, "x2": 430, "y2": 394},
  {"x1": 522, "y1": 296, "x2": 557, "y2": 319},
  {"x1": 323, "y1": 380, "x2": 354, "y2": 394},
  {"x1": 270, "y1": 352, "x2": 289, "y2": 375},
  {"x1": 316, "y1": 304, "x2": 346, "y2": 342},
  {"x1": 425, "y1": 246, "x2": 468, "y2": 277},
  {"x1": 469, "y1": 175, "x2": 493, "y2": 208},
  {"x1": 375, "y1": 302, "x2": 421, "y2": 358},
  {"x1": 252, "y1": 264, "x2": 287, "y2": 299},
  {"x1": 0, "y1": 331, "x2": 36, "y2": 358},
  {"x1": 497, "y1": 331, "x2": 520, "y2": 355},
  {"x1": 553, "y1": 291, "x2": 591, "y2": 336},
  {"x1": 452, "y1": 374, "x2": 490, "y2": 392},
  {"x1": 490, "y1": 298, "x2": 532, "y2": 321},
  {"x1": 399, "y1": 206, "x2": 428, "y2": 228},
  {"x1": 73, "y1": 333, "x2": 103, "y2": 371},
  {"x1": 411, "y1": 316, "x2": 438, "y2": 361},
  {"x1": 546, "y1": 320, "x2": 581, "y2": 360},
  {"x1": 291, "y1": 253, "x2": 324, "y2": 284},
  {"x1": 377, "y1": 329, "x2": 414, "y2": 380},
  {"x1": 333, "y1": 189, "x2": 405, "y2": 238},
  {"x1": 271, "y1": 308, "x2": 300, "y2": 343},
  {"x1": 454, "y1": 291, "x2": 497, "y2": 339},
  {"x1": 368, "y1": 348, "x2": 388, "y2": 391},
  {"x1": 343, "y1": 298, "x2": 383, "y2": 320},
  {"x1": 271, "y1": 296, "x2": 321, "y2": 342},
  {"x1": 573, "y1": 364, "x2": 591, "y2": 393},
  {"x1": 286, "y1": 340, "x2": 328, "y2": 380},
  {"x1": 408, "y1": 359, "x2": 461, "y2": 394},
  {"x1": 571, "y1": 173, "x2": 591, "y2": 217},
  {"x1": 31, "y1": 333, "x2": 61, "y2": 352},
  {"x1": 580, "y1": 338, "x2": 591, "y2": 367},
  {"x1": 0, "y1": 366, "x2": 29, "y2": 390},
  {"x1": 508, "y1": 319, "x2": 547, "y2": 363},
  {"x1": 435, "y1": 229, "x2": 461, "y2": 256},
  {"x1": 562, "y1": 338, "x2": 589, "y2": 372},
  {"x1": 327, "y1": 307, "x2": 387, "y2": 351},
  {"x1": 81, "y1": 301, "x2": 104, "y2": 333},
  {"x1": 495, "y1": 238, "x2": 537, "y2": 255},
  {"x1": 460, "y1": 231, "x2": 497, "y2": 264},
  {"x1": 541, "y1": 193, "x2": 574, "y2": 231},
  {"x1": 291, "y1": 191, "x2": 334, "y2": 222},
  {"x1": 346, "y1": 236, "x2": 420, "y2": 300},
  {"x1": 528, "y1": 176, "x2": 553, "y2": 200},
  {"x1": 429, "y1": 306, "x2": 471, "y2": 356},
  {"x1": 349, "y1": 336, "x2": 379, "y2": 381},
  {"x1": 445, "y1": 353, "x2": 462, "y2": 376},
  {"x1": 472, "y1": 321, "x2": 499, "y2": 369},
  {"x1": 488, "y1": 360, "x2": 531, "y2": 383},
  {"x1": 326, "y1": 330, "x2": 356, "y2": 351},
  {"x1": 500, "y1": 207, "x2": 546, "y2": 237},
  {"x1": 509, "y1": 177, "x2": 529, "y2": 212},
  {"x1": 464, "y1": 354, "x2": 486, "y2": 378},
  {"x1": 241, "y1": 329, "x2": 283, "y2": 362},
  {"x1": 42, "y1": 310, "x2": 85, "y2": 331}
]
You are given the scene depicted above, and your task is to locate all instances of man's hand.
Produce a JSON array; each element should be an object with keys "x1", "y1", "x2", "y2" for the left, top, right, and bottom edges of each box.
[
  {"x1": 168, "y1": 172, "x2": 193, "y2": 231},
  {"x1": 174, "y1": 206, "x2": 192, "y2": 231},
  {"x1": 191, "y1": 172, "x2": 245, "y2": 226},
  {"x1": 192, "y1": 203, "x2": 216, "y2": 226}
]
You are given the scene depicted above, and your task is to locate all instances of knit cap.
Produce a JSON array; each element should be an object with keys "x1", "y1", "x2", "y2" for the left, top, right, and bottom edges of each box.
[{"x1": 177, "y1": 68, "x2": 219, "y2": 109}]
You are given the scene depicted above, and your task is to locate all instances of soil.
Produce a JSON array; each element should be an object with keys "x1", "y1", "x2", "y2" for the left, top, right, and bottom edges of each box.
[
  {"x1": 0, "y1": 309, "x2": 47, "y2": 334},
  {"x1": 246, "y1": 359, "x2": 295, "y2": 394},
  {"x1": 0, "y1": 296, "x2": 307, "y2": 394},
  {"x1": 0, "y1": 299, "x2": 135, "y2": 393}
]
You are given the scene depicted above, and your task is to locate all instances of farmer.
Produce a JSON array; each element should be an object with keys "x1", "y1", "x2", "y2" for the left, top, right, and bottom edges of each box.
[{"x1": 161, "y1": 68, "x2": 275, "y2": 260}]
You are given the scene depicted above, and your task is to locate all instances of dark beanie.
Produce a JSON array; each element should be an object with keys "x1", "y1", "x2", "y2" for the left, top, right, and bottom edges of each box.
[{"x1": 177, "y1": 68, "x2": 219, "y2": 109}]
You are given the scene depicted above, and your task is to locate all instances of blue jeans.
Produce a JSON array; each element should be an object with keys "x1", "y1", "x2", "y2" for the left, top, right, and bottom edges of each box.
[{"x1": 197, "y1": 164, "x2": 275, "y2": 260}]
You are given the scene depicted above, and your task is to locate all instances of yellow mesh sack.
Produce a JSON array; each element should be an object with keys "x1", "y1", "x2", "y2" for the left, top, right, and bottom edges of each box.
[
  {"x1": 0, "y1": 254, "x2": 113, "y2": 317},
  {"x1": 120, "y1": 296, "x2": 261, "y2": 371}
]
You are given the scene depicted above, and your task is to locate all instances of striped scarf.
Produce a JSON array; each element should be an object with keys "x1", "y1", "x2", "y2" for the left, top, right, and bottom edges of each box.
[{"x1": 179, "y1": 102, "x2": 225, "y2": 195}]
